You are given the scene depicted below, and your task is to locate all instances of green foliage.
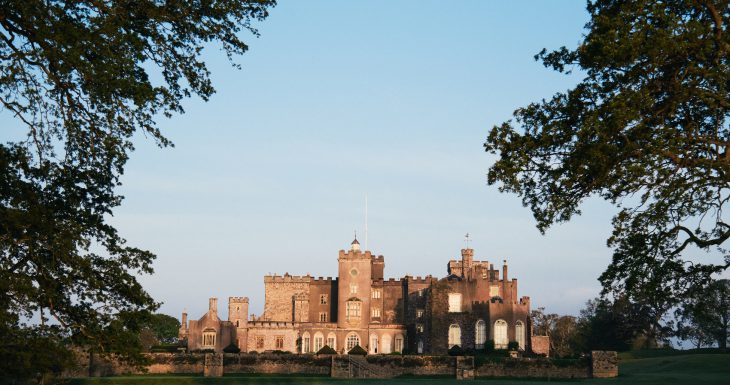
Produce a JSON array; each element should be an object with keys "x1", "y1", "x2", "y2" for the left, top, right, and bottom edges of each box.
[
  {"x1": 347, "y1": 345, "x2": 367, "y2": 355},
  {"x1": 316, "y1": 345, "x2": 337, "y2": 355},
  {"x1": 447, "y1": 345, "x2": 464, "y2": 356},
  {"x1": 484, "y1": 0, "x2": 730, "y2": 336},
  {"x1": 0, "y1": 0, "x2": 275, "y2": 380},
  {"x1": 484, "y1": 340, "x2": 495, "y2": 353},
  {"x1": 223, "y1": 343, "x2": 241, "y2": 354},
  {"x1": 676, "y1": 279, "x2": 730, "y2": 349},
  {"x1": 144, "y1": 314, "x2": 181, "y2": 345},
  {"x1": 149, "y1": 344, "x2": 180, "y2": 353},
  {"x1": 507, "y1": 341, "x2": 519, "y2": 351}
]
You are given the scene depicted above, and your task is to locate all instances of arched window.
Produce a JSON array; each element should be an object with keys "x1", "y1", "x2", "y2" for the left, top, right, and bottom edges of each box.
[
  {"x1": 515, "y1": 321, "x2": 525, "y2": 350},
  {"x1": 448, "y1": 324, "x2": 461, "y2": 348},
  {"x1": 394, "y1": 334, "x2": 404, "y2": 353},
  {"x1": 381, "y1": 335, "x2": 392, "y2": 354},
  {"x1": 314, "y1": 332, "x2": 324, "y2": 352},
  {"x1": 327, "y1": 332, "x2": 337, "y2": 350},
  {"x1": 302, "y1": 332, "x2": 311, "y2": 353},
  {"x1": 346, "y1": 333, "x2": 360, "y2": 351},
  {"x1": 475, "y1": 320, "x2": 486, "y2": 349},
  {"x1": 202, "y1": 328, "x2": 216, "y2": 348},
  {"x1": 494, "y1": 319, "x2": 508, "y2": 349},
  {"x1": 370, "y1": 335, "x2": 379, "y2": 354},
  {"x1": 417, "y1": 340, "x2": 424, "y2": 354}
]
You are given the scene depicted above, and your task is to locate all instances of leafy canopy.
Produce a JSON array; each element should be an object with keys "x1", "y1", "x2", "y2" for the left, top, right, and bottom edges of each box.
[
  {"x1": 0, "y1": 0, "x2": 274, "y2": 379},
  {"x1": 485, "y1": 0, "x2": 730, "y2": 305}
]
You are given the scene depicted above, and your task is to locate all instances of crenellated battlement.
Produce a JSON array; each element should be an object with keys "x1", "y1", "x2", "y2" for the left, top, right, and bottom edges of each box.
[
  {"x1": 404, "y1": 275, "x2": 434, "y2": 283},
  {"x1": 338, "y1": 249, "x2": 372, "y2": 259},
  {"x1": 311, "y1": 276, "x2": 336, "y2": 283},
  {"x1": 264, "y1": 274, "x2": 312, "y2": 283},
  {"x1": 371, "y1": 255, "x2": 385, "y2": 262},
  {"x1": 228, "y1": 296, "x2": 249, "y2": 303}
]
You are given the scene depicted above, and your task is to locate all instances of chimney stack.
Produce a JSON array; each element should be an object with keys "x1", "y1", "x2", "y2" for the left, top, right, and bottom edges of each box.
[{"x1": 209, "y1": 297, "x2": 218, "y2": 315}]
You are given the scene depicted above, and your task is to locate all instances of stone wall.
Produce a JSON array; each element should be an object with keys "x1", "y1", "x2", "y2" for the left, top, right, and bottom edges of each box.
[
  {"x1": 263, "y1": 275, "x2": 310, "y2": 321},
  {"x1": 591, "y1": 350, "x2": 618, "y2": 378},
  {"x1": 531, "y1": 335, "x2": 550, "y2": 357},
  {"x1": 74, "y1": 352, "x2": 612, "y2": 379},
  {"x1": 476, "y1": 358, "x2": 590, "y2": 379}
]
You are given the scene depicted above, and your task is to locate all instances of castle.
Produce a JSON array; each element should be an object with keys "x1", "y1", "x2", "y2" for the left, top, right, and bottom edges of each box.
[{"x1": 179, "y1": 238, "x2": 534, "y2": 355}]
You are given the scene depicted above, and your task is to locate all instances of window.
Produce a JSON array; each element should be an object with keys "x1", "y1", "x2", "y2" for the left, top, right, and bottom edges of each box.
[
  {"x1": 314, "y1": 332, "x2": 324, "y2": 352},
  {"x1": 202, "y1": 328, "x2": 216, "y2": 347},
  {"x1": 516, "y1": 321, "x2": 525, "y2": 350},
  {"x1": 381, "y1": 335, "x2": 392, "y2": 354},
  {"x1": 416, "y1": 323, "x2": 424, "y2": 333},
  {"x1": 235, "y1": 320, "x2": 240, "y2": 327},
  {"x1": 346, "y1": 333, "x2": 360, "y2": 350},
  {"x1": 416, "y1": 309, "x2": 424, "y2": 319},
  {"x1": 370, "y1": 335, "x2": 378, "y2": 354},
  {"x1": 475, "y1": 320, "x2": 486, "y2": 349},
  {"x1": 256, "y1": 336, "x2": 264, "y2": 349},
  {"x1": 418, "y1": 289, "x2": 424, "y2": 297},
  {"x1": 302, "y1": 332, "x2": 311, "y2": 353},
  {"x1": 319, "y1": 312, "x2": 328, "y2": 322},
  {"x1": 346, "y1": 300, "x2": 361, "y2": 319},
  {"x1": 489, "y1": 285, "x2": 500, "y2": 297},
  {"x1": 448, "y1": 293, "x2": 462, "y2": 312},
  {"x1": 372, "y1": 289, "x2": 381, "y2": 299},
  {"x1": 327, "y1": 333, "x2": 336, "y2": 350},
  {"x1": 394, "y1": 335, "x2": 404, "y2": 353},
  {"x1": 417, "y1": 340, "x2": 424, "y2": 354},
  {"x1": 275, "y1": 336, "x2": 284, "y2": 349},
  {"x1": 448, "y1": 324, "x2": 461, "y2": 348},
  {"x1": 494, "y1": 319, "x2": 508, "y2": 349},
  {"x1": 350, "y1": 284, "x2": 358, "y2": 294},
  {"x1": 371, "y1": 308, "x2": 381, "y2": 318},
  {"x1": 320, "y1": 294, "x2": 328, "y2": 305}
]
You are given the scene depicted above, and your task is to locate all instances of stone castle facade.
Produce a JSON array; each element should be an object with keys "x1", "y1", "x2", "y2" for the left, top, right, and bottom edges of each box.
[{"x1": 179, "y1": 238, "x2": 533, "y2": 355}]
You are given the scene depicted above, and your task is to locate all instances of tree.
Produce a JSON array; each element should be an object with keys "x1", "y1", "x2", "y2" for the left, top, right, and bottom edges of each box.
[
  {"x1": 484, "y1": 0, "x2": 730, "y2": 316},
  {"x1": 0, "y1": 0, "x2": 275, "y2": 381},
  {"x1": 677, "y1": 279, "x2": 730, "y2": 349},
  {"x1": 144, "y1": 313, "x2": 180, "y2": 345}
]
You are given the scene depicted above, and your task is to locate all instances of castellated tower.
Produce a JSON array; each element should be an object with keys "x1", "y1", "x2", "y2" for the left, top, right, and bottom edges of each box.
[
  {"x1": 337, "y1": 237, "x2": 372, "y2": 329},
  {"x1": 228, "y1": 297, "x2": 249, "y2": 328}
]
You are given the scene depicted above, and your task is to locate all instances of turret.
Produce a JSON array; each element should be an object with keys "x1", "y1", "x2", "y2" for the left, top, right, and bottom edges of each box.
[
  {"x1": 228, "y1": 297, "x2": 249, "y2": 328},
  {"x1": 461, "y1": 248, "x2": 474, "y2": 278}
]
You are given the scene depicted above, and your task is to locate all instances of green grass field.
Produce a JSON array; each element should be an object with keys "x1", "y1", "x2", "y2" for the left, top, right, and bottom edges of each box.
[{"x1": 67, "y1": 353, "x2": 730, "y2": 385}]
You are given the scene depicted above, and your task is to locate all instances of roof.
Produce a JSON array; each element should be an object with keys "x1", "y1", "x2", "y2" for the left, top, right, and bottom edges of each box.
[{"x1": 351, "y1": 238, "x2": 360, "y2": 245}]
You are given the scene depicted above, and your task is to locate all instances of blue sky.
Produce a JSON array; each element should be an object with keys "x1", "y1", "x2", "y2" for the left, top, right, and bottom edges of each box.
[{"x1": 3, "y1": 1, "x2": 619, "y2": 319}]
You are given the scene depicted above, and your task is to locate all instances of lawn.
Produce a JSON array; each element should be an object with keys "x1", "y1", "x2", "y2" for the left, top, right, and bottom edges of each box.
[{"x1": 66, "y1": 353, "x2": 730, "y2": 385}]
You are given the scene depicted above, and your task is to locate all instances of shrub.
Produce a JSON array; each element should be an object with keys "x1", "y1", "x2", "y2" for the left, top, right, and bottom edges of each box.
[
  {"x1": 348, "y1": 345, "x2": 367, "y2": 355},
  {"x1": 507, "y1": 341, "x2": 519, "y2": 351},
  {"x1": 484, "y1": 340, "x2": 495, "y2": 353},
  {"x1": 448, "y1": 345, "x2": 464, "y2": 356},
  {"x1": 316, "y1": 345, "x2": 337, "y2": 355},
  {"x1": 272, "y1": 349, "x2": 292, "y2": 354},
  {"x1": 149, "y1": 344, "x2": 179, "y2": 353},
  {"x1": 388, "y1": 351, "x2": 402, "y2": 355},
  {"x1": 223, "y1": 343, "x2": 240, "y2": 353}
]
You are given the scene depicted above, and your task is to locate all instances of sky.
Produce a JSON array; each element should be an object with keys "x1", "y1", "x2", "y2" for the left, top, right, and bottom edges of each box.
[{"x1": 2, "y1": 1, "x2": 619, "y2": 319}]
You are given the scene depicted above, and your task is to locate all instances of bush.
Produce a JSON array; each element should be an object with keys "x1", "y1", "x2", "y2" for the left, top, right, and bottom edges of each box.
[
  {"x1": 316, "y1": 345, "x2": 337, "y2": 355},
  {"x1": 388, "y1": 351, "x2": 402, "y2": 355},
  {"x1": 507, "y1": 341, "x2": 519, "y2": 351},
  {"x1": 348, "y1": 345, "x2": 367, "y2": 355},
  {"x1": 484, "y1": 340, "x2": 495, "y2": 353},
  {"x1": 149, "y1": 344, "x2": 179, "y2": 353},
  {"x1": 223, "y1": 343, "x2": 240, "y2": 353},
  {"x1": 272, "y1": 349, "x2": 291, "y2": 354},
  {"x1": 448, "y1": 345, "x2": 464, "y2": 356}
]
